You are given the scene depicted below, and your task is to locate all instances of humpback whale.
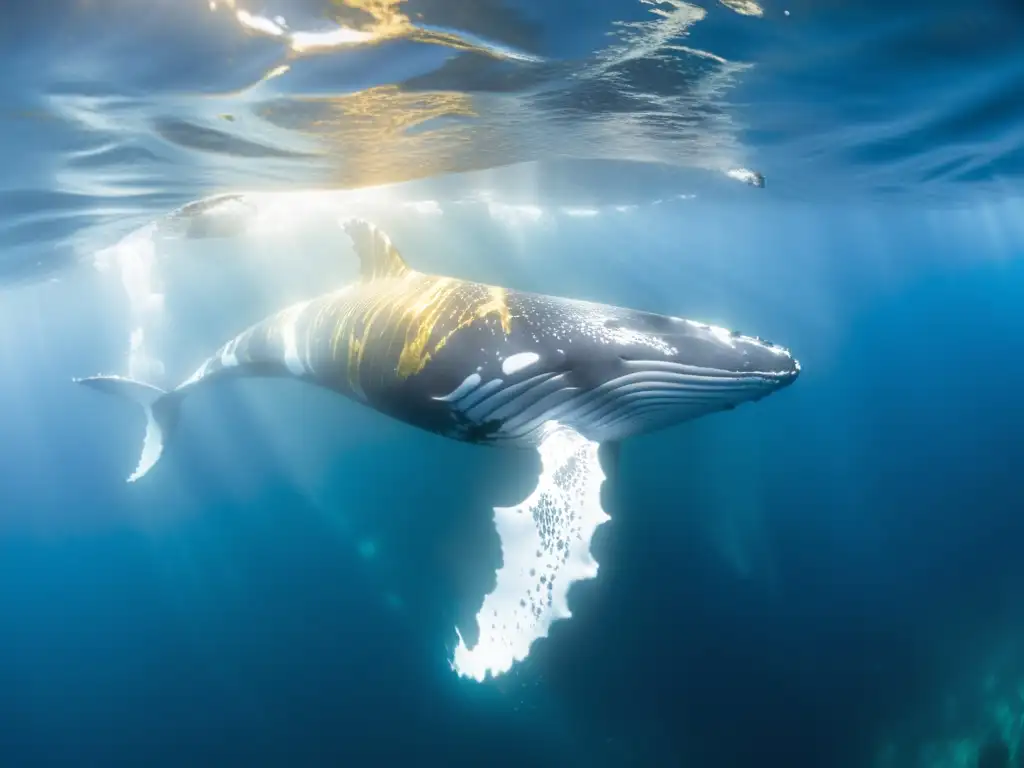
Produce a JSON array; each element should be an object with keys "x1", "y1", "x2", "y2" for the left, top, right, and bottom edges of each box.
[{"x1": 76, "y1": 218, "x2": 799, "y2": 680}]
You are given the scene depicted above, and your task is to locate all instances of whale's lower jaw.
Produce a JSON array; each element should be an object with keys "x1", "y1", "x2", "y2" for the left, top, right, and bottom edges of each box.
[{"x1": 436, "y1": 358, "x2": 799, "y2": 448}]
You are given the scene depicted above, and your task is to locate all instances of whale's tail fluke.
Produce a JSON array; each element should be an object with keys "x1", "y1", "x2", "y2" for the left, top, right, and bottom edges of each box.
[{"x1": 74, "y1": 375, "x2": 182, "y2": 483}]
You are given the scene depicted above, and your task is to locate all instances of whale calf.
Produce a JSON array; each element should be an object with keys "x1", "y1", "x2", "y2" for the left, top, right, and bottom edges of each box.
[{"x1": 77, "y1": 218, "x2": 799, "y2": 680}]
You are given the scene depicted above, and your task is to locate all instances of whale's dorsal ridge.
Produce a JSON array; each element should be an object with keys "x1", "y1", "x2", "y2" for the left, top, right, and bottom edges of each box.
[{"x1": 340, "y1": 217, "x2": 411, "y2": 281}]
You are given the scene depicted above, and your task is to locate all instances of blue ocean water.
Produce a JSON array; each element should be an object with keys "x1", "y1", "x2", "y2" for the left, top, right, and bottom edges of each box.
[{"x1": 2, "y1": 1, "x2": 1024, "y2": 766}]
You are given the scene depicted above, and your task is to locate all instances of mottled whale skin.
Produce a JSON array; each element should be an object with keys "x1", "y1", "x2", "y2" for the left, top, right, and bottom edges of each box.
[{"x1": 77, "y1": 218, "x2": 799, "y2": 480}]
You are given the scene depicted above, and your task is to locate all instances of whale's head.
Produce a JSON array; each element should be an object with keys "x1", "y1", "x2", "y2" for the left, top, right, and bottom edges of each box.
[
  {"x1": 427, "y1": 299, "x2": 799, "y2": 447},
  {"x1": 565, "y1": 308, "x2": 800, "y2": 442}
]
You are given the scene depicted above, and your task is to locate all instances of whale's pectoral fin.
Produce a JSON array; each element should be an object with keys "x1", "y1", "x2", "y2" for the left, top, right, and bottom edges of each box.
[
  {"x1": 74, "y1": 375, "x2": 183, "y2": 483},
  {"x1": 453, "y1": 423, "x2": 611, "y2": 681},
  {"x1": 600, "y1": 441, "x2": 621, "y2": 482},
  {"x1": 339, "y1": 217, "x2": 410, "y2": 281}
]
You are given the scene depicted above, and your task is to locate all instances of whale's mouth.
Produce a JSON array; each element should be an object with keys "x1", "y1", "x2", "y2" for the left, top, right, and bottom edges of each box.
[
  {"x1": 608, "y1": 358, "x2": 796, "y2": 413},
  {"x1": 773, "y1": 358, "x2": 801, "y2": 386},
  {"x1": 562, "y1": 319, "x2": 801, "y2": 439}
]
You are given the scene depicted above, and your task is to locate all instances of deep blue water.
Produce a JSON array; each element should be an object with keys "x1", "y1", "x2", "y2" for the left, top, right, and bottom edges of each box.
[{"x1": 2, "y1": 1, "x2": 1024, "y2": 767}]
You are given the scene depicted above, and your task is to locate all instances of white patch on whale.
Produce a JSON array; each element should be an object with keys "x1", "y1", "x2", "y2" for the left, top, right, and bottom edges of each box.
[
  {"x1": 220, "y1": 336, "x2": 239, "y2": 367},
  {"x1": 452, "y1": 422, "x2": 610, "y2": 682},
  {"x1": 281, "y1": 301, "x2": 310, "y2": 376},
  {"x1": 433, "y1": 372, "x2": 482, "y2": 402},
  {"x1": 572, "y1": 310, "x2": 677, "y2": 356},
  {"x1": 708, "y1": 324, "x2": 736, "y2": 348},
  {"x1": 501, "y1": 351, "x2": 540, "y2": 376},
  {"x1": 681, "y1": 317, "x2": 794, "y2": 357},
  {"x1": 456, "y1": 378, "x2": 504, "y2": 411},
  {"x1": 181, "y1": 360, "x2": 209, "y2": 387}
]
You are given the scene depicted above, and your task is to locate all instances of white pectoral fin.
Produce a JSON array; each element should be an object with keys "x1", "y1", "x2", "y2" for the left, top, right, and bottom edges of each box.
[{"x1": 452, "y1": 423, "x2": 611, "y2": 682}]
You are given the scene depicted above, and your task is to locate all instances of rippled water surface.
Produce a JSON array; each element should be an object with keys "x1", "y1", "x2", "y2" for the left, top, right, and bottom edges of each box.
[
  {"x1": 3, "y1": 3, "x2": 1024, "y2": 768},
  {"x1": 2, "y1": 0, "x2": 1022, "y2": 283}
]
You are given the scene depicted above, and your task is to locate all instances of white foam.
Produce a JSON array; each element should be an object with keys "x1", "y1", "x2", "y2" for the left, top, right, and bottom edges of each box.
[
  {"x1": 486, "y1": 201, "x2": 546, "y2": 227},
  {"x1": 452, "y1": 423, "x2": 611, "y2": 681},
  {"x1": 403, "y1": 199, "x2": 443, "y2": 216},
  {"x1": 235, "y1": 9, "x2": 286, "y2": 37}
]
